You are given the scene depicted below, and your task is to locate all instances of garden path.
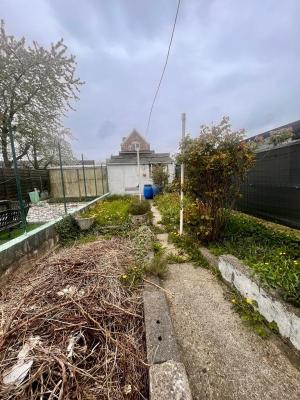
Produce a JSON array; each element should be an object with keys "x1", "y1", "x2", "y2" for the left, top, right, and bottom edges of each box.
[{"x1": 151, "y1": 205, "x2": 300, "y2": 400}]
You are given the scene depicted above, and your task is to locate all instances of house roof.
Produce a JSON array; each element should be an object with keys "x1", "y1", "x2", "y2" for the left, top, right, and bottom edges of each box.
[{"x1": 106, "y1": 152, "x2": 173, "y2": 165}]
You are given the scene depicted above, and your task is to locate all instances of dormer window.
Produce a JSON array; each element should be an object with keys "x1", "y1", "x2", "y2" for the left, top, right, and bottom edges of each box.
[{"x1": 132, "y1": 142, "x2": 140, "y2": 151}]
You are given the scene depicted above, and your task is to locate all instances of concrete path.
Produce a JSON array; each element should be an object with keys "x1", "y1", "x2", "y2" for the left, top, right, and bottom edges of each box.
[{"x1": 151, "y1": 205, "x2": 300, "y2": 400}]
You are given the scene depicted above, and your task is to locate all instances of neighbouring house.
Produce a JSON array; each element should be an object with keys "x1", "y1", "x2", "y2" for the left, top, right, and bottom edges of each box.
[{"x1": 106, "y1": 129, "x2": 175, "y2": 194}]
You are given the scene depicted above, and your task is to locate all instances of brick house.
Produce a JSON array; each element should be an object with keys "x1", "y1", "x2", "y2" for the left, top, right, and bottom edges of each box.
[{"x1": 107, "y1": 130, "x2": 175, "y2": 194}]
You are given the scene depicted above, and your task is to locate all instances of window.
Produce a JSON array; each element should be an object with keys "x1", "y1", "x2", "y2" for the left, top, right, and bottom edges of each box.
[{"x1": 131, "y1": 142, "x2": 140, "y2": 151}]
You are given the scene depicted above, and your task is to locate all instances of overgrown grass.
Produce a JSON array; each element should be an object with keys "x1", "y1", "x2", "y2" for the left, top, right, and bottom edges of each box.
[
  {"x1": 210, "y1": 212, "x2": 300, "y2": 306},
  {"x1": 82, "y1": 196, "x2": 132, "y2": 226}
]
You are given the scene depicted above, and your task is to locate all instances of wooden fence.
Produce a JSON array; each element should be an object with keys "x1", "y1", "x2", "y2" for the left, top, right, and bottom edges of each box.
[
  {"x1": 49, "y1": 165, "x2": 108, "y2": 199},
  {"x1": 0, "y1": 168, "x2": 49, "y2": 201}
]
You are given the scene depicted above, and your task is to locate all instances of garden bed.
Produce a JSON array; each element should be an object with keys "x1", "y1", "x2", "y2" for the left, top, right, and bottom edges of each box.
[{"x1": 0, "y1": 237, "x2": 148, "y2": 399}]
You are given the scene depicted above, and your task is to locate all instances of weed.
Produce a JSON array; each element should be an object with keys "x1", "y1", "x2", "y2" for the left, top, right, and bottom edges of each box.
[
  {"x1": 82, "y1": 197, "x2": 132, "y2": 226},
  {"x1": 120, "y1": 265, "x2": 144, "y2": 288},
  {"x1": 166, "y1": 253, "x2": 186, "y2": 264},
  {"x1": 229, "y1": 291, "x2": 279, "y2": 339},
  {"x1": 210, "y1": 212, "x2": 300, "y2": 306},
  {"x1": 128, "y1": 199, "x2": 151, "y2": 215},
  {"x1": 56, "y1": 216, "x2": 80, "y2": 245},
  {"x1": 152, "y1": 241, "x2": 164, "y2": 254},
  {"x1": 144, "y1": 252, "x2": 168, "y2": 278},
  {"x1": 76, "y1": 234, "x2": 99, "y2": 245}
]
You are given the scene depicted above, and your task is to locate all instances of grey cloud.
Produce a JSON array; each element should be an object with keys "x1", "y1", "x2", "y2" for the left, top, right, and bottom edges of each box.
[{"x1": 1, "y1": 0, "x2": 300, "y2": 159}]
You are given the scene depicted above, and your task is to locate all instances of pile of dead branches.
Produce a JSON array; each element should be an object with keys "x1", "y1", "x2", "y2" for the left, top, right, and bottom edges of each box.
[{"x1": 0, "y1": 238, "x2": 148, "y2": 399}]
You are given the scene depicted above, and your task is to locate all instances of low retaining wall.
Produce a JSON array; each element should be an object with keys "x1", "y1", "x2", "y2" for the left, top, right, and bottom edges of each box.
[
  {"x1": 214, "y1": 253, "x2": 300, "y2": 351},
  {"x1": 0, "y1": 193, "x2": 110, "y2": 278}
]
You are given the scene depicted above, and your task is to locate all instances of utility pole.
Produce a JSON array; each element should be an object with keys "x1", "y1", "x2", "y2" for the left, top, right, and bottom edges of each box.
[
  {"x1": 136, "y1": 144, "x2": 142, "y2": 201},
  {"x1": 179, "y1": 112, "x2": 186, "y2": 235}
]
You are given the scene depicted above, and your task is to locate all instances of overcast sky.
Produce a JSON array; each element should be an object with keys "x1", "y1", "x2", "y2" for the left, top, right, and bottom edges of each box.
[{"x1": 1, "y1": 0, "x2": 299, "y2": 161}]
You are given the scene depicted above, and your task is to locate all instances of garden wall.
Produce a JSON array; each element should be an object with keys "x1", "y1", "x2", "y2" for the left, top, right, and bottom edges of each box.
[{"x1": 0, "y1": 193, "x2": 110, "y2": 278}]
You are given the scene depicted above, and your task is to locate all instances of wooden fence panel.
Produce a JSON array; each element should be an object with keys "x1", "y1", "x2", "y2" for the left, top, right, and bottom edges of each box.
[{"x1": 49, "y1": 166, "x2": 108, "y2": 199}]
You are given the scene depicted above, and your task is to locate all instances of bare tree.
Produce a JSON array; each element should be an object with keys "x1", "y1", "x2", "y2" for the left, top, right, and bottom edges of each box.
[{"x1": 0, "y1": 20, "x2": 83, "y2": 167}]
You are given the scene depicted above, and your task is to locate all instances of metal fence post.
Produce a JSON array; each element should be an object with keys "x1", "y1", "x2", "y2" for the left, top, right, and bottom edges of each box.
[
  {"x1": 82, "y1": 154, "x2": 87, "y2": 200},
  {"x1": 101, "y1": 164, "x2": 105, "y2": 195},
  {"x1": 93, "y1": 160, "x2": 98, "y2": 196},
  {"x1": 58, "y1": 141, "x2": 67, "y2": 214},
  {"x1": 9, "y1": 124, "x2": 27, "y2": 231}
]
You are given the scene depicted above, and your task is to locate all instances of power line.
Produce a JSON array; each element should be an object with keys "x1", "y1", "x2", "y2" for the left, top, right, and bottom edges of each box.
[{"x1": 146, "y1": 0, "x2": 181, "y2": 135}]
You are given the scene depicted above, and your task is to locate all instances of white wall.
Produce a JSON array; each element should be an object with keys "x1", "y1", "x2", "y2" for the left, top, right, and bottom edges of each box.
[{"x1": 107, "y1": 163, "x2": 175, "y2": 194}]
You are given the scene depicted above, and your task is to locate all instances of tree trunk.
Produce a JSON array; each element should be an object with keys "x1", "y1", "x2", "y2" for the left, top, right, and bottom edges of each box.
[{"x1": 1, "y1": 127, "x2": 12, "y2": 168}]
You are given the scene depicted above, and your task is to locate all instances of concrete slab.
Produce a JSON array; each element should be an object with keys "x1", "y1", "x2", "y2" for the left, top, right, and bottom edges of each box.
[
  {"x1": 150, "y1": 361, "x2": 192, "y2": 400},
  {"x1": 143, "y1": 290, "x2": 180, "y2": 364}
]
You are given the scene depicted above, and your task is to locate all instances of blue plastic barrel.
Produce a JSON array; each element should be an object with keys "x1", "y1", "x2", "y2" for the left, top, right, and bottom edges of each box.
[
  {"x1": 152, "y1": 184, "x2": 160, "y2": 197},
  {"x1": 143, "y1": 184, "x2": 153, "y2": 199}
]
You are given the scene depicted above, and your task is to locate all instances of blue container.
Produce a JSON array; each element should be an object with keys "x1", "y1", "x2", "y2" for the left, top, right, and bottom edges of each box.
[
  {"x1": 143, "y1": 184, "x2": 153, "y2": 199},
  {"x1": 152, "y1": 184, "x2": 160, "y2": 197}
]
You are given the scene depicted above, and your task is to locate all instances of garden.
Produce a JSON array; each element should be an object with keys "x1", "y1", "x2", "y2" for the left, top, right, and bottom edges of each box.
[
  {"x1": 0, "y1": 193, "x2": 169, "y2": 399},
  {"x1": 154, "y1": 117, "x2": 300, "y2": 331}
]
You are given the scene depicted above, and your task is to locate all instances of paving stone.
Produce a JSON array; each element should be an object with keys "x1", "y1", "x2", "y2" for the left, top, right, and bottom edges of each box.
[
  {"x1": 150, "y1": 361, "x2": 192, "y2": 400},
  {"x1": 143, "y1": 290, "x2": 180, "y2": 364}
]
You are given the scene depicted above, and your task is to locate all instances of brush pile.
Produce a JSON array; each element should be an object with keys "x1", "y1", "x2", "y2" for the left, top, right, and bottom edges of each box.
[{"x1": 0, "y1": 238, "x2": 148, "y2": 399}]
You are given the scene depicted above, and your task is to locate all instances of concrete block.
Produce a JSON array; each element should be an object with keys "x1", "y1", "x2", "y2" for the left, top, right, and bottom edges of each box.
[
  {"x1": 143, "y1": 290, "x2": 180, "y2": 364},
  {"x1": 150, "y1": 361, "x2": 192, "y2": 400}
]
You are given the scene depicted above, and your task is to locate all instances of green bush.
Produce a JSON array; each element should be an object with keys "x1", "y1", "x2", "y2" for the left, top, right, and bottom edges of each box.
[
  {"x1": 56, "y1": 215, "x2": 80, "y2": 244},
  {"x1": 128, "y1": 199, "x2": 150, "y2": 215}
]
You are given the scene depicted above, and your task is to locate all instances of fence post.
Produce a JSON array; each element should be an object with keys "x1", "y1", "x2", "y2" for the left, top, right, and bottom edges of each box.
[
  {"x1": 101, "y1": 164, "x2": 105, "y2": 195},
  {"x1": 58, "y1": 141, "x2": 67, "y2": 214},
  {"x1": 81, "y1": 154, "x2": 87, "y2": 200},
  {"x1": 39, "y1": 175, "x2": 43, "y2": 193},
  {"x1": 9, "y1": 124, "x2": 27, "y2": 230},
  {"x1": 93, "y1": 160, "x2": 98, "y2": 196},
  {"x1": 76, "y1": 168, "x2": 81, "y2": 199}
]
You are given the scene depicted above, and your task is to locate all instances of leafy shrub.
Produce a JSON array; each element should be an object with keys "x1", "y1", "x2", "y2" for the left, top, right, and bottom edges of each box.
[
  {"x1": 56, "y1": 215, "x2": 80, "y2": 244},
  {"x1": 178, "y1": 116, "x2": 254, "y2": 241},
  {"x1": 152, "y1": 164, "x2": 169, "y2": 189},
  {"x1": 128, "y1": 199, "x2": 150, "y2": 215},
  {"x1": 269, "y1": 127, "x2": 294, "y2": 146}
]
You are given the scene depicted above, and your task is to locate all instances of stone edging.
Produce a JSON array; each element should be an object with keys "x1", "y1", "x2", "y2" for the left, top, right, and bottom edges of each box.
[
  {"x1": 0, "y1": 193, "x2": 110, "y2": 278},
  {"x1": 143, "y1": 277, "x2": 193, "y2": 400},
  {"x1": 199, "y1": 248, "x2": 300, "y2": 352}
]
